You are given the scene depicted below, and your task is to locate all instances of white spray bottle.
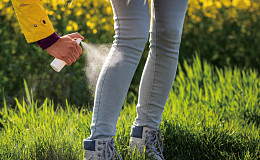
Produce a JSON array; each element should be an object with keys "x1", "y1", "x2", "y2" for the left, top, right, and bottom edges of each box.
[{"x1": 50, "y1": 38, "x2": 82, "y2": 72}]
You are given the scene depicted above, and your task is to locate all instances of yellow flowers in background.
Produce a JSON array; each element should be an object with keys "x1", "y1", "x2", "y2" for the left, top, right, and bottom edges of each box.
[
  {"x1": 183, "y1": 0, "x2": 260, "y2": 35},
  {"x1": 187, "y1": 0, "x2": 259, "y2": 23},
  {"x1": 66, "y1": 20, "x2": 78, "y2": 31},
  {"x1": 0, "y1": 0, "x2": 259, "y2": 42},
  {"x1": 181, "y1": 0, "x2": 260, "y2": 70}
]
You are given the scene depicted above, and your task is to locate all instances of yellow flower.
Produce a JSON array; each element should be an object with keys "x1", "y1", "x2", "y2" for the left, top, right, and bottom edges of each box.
[
  {"x1": 90, "y1": 9, "x2": 95, "y2": 15},
  {"x1": 86, "y1": 21, "x2": 95, "y2": 29},
  {"x1": 202, "y1": 1, "x2": 218, "y2": 19},
  {"x1": 221, "y1": 0, "x2": 231, "y2": 7},
  {"x1": 104, "y1": 24, "x2": 111, "y2": 31},
  {"x1": 66, "y1": 26, "x2": 73, "y2": 31},
  {"x1": 106, "y1": 7, "x2": 112, "y2": 14},
  {"x1": 57, "y1": 14, "x2": 61, "y2": 20},
  {"x1": 232, "y1": 0, "x2": 251, "y2": 10},
  {"x1": 86, "y1": 14, "x2": 91, "y2": 19},
  {"x1": 52, "y1": 1, "x2": 57, "y2": 10},
  {"x1": 86, "y1": 21, "x2": 91, "y2": 26},
  {"x1": 203, "y1": 0, "x2": 214, "y2": 8},
  {"x1": 68, "y1": 3, "x2": 74, "y2": 9},
  {"x1": 76, "y1": 1, "x2": 82, "y2": 7},
  {"x1": 232, "y1": 0, "x2": 240, "y2": 7},
  {"x1": 76, "y1": 10, "x2": 82, "y2": 16},
  {"x1": 6, "y1": 6, "x2": 13, "y2": 13},
  {"x1": 243, "y1": 0, "x2": 251, "y2": 7},
  {"x1": 196, "y1": 17, "x2": 201, "y2": 22},
  {"x1": 93, "y1": 1, "x2": 99, "y2": 7},
  {"x1": 93, "y1": 29, "x2": 97, "y2": 34},
  {"x1": 101, "y1": 18, "x2": 106, "y2": 23},
  {"x1": 215, "y1": 1, "x2": 222, "y2": 9},
  {"x1": 67, "y1": 10, "x2": 72, "y2": 15},
  {"x1": 48, "y1": 10, "x2": 54, "y2": 15},
  {"x1": 72, "y1": 22, "x2": 78, "y2": 31},
  {"x1": 0, "y1": 2, "x2": 4, "y2": 10}
]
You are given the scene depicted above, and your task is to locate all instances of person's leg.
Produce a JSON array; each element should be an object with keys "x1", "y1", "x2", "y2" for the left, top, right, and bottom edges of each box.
[
  {"x1": 130, "y1": 1, "x2": 189, "y2": 159},
  {"x1": 133, "y1": 0, "x2": 189, "y2": 129},
  {"x1": 88, "y1": 0, "x2": 150, "y2": 140}
]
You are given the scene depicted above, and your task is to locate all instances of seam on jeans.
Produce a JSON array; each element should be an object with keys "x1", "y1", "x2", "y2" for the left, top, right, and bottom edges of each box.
[
  {"x1": 92, "y1": 67, "x2": 107, "y2": 136},
  {"x1": 146, "y1": 0, "x2": 158, "y2": 127},
  {"x1": 111, "y1": 0, "x2": 120, "y2": 47}
]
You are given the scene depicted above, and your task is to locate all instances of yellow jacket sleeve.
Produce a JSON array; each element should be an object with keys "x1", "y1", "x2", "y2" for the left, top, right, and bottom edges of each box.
[{"x1": 11, "y1": 0, "x2": 55, "y2": 43}]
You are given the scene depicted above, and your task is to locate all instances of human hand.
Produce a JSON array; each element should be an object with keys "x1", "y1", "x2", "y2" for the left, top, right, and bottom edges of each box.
[{"x1": 46, "y1": 32, "x2": 84, "y2": 66}]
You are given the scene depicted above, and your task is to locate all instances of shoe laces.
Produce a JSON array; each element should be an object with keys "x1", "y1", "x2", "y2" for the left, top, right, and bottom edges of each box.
[
  {"x1": 99, "y1": 138, "x2": 122, "y2": 160},
  {"x1": 144, "y1": 129, "x2": 165, "y2": 160}
]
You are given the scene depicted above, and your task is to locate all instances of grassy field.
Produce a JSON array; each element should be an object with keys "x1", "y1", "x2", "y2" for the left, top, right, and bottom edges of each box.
[{"x1": 0, "y1": 56, "x2": 259, "y2": 160}]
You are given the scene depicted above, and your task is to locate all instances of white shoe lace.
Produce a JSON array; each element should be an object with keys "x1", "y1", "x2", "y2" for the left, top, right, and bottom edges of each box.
[
  {"x1": 144, "y1": 129, "x2": 165, "y2": 160},
  {"x1": 99, "y1": 138, "x2": 122, "y2": 160}
]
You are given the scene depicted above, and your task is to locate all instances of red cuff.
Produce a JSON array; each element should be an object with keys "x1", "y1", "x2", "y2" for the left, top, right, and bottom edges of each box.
[{"x1": 37, "y1": 32, "x2": 60, "y2": 50}]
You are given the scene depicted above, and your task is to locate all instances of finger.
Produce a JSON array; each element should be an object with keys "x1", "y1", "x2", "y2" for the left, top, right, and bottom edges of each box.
[
  {"x1": 68, "y1": 55, "x2": 77, "y2": 65},
  {"x1": 60, "y1": 46, "x2": 76, "y2": 65},
  {"x1": 60, "y1": 35, "x2": 73, "y2": 41},
  {"x1": 60, "y1": 55, "x2": 72, "y2": 66},
  {"x1": 68, "y1": 41, "x2": 80, "y2": 59},
  {"x1": 67, "y1": 56, "x2": 74, "y2": 66},
  {"x1": 72, "y1": 41, "x2": 82, "y2": 58},
  {"x1": 67, "y1": 32, "x2": 84, "y2": 40},
  {"x1": 68, "y1": 47, "x2": 77, "y2": 63}
]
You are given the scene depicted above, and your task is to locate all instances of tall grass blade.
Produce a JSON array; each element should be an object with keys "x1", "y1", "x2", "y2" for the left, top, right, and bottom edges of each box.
[{"x1": 23, "y1": 79, "x2": 32, "y2": 107}]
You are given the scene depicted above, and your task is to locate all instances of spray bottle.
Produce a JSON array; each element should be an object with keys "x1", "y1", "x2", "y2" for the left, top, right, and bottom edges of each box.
[{"x1": 50, "y1": 38, "x2": 82, "y2": 72}]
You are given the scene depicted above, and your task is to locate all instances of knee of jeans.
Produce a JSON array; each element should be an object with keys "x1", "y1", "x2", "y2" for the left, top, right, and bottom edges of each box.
[
  {"x1": 113, "y1": 25, "x2": 149, "y2": 52},
  {"x1": 156, "y1": 27, "x2": 183, "y2": 58}
]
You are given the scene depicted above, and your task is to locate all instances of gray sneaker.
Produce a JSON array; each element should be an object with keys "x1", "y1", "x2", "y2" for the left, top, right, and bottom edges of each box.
[
  {"x1": 83, "y1": 138, "x2": 122, "y2": 160},
  {"x1": 129, "y1": 126, "x2": 165, "y2": 160}
]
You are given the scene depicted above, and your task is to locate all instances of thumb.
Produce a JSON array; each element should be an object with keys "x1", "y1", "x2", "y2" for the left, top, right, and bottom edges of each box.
[{"x1": 67, "y1": 32, "x2": 84, "y2": 40}]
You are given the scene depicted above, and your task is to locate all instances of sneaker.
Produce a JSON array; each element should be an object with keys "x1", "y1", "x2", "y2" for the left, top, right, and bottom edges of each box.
[
  {"x1": 83, "y1": 138, "x2": 122, "y2": 160},
  {"x1": 129, "y1": 126, "x2": 165, "y2": 160}
]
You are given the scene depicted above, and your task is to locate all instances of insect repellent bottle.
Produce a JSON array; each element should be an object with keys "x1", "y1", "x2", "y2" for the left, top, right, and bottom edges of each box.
[{"x1": 50, "y1": 38, "x2": 82, "y2": 72}]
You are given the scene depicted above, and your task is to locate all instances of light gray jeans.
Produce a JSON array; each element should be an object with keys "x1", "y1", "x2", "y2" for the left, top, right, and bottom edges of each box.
[{"x1": 88, "y1": 0, "x2": 189, "y2": 139}]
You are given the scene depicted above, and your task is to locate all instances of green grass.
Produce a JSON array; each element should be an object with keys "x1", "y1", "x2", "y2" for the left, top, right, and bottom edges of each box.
[{"x1": 0, "y1": 55, "x2": 260, "y2": 160}]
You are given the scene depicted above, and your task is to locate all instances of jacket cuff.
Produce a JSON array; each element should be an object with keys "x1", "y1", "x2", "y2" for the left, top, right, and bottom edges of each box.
[{"x1": 37, "y1": 32, "x2": 60, "y2": 50}]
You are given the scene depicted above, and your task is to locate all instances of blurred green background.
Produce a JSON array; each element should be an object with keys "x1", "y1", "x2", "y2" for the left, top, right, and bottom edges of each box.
[{"x1": 0, "y1": 0, "x2": 259, "y2": 107}]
